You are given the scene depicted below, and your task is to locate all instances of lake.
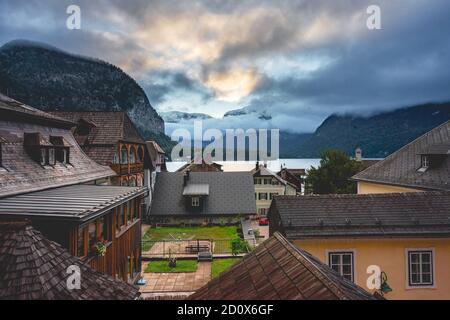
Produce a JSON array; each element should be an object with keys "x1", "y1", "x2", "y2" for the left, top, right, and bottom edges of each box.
[{"x1": 166, "y1": 159, "x2": 322, "y2": 172}]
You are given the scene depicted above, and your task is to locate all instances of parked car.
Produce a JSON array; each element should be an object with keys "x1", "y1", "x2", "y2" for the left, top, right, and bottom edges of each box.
[{"x1": 259, "y1": 218, "x2": 269, "y2": 226}]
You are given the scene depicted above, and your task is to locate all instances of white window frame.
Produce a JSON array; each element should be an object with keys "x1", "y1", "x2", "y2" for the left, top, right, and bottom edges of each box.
[
  {"x1": 326, "y1": 249, "x2": 357, "y2": 283},
  {"x1": 258, "y1": 193, "x2": 268, "y2": 200},
  {"x1": 48, "y1": 148, "x2": 55, "y2": 165},
  {"x1": 191, "y1": 197, "x2": 200, "y2": 207},
  {"x1": 40, "y1": 148, "x2": 47, "y2": 166},
  {"x1": 405, "y1": 248, "x2": 436, "y2": 289}
]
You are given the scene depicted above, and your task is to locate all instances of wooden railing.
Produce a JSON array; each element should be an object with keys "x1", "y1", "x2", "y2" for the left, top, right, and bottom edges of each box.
[{"x1": 110, "y1": 163, "x2": 143, "y2": 175}]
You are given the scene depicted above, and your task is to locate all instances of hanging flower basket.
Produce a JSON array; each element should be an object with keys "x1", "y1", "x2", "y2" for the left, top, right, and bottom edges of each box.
[{"x1": 93, "y1": 241, "x2": 107, "y2": 257}]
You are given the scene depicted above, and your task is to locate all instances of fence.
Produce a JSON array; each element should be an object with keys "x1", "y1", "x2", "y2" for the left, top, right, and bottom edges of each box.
[{"x1": 141, "y1": 238, "x2": 256, "y2": 258}]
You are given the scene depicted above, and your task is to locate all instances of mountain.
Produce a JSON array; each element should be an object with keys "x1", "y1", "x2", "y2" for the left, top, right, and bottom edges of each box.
[
  {"x1": 224, "y1": 106, "x2": 272, "y2": 120},
  {"x1": 294, "y1": 102, "x2": 450, "y2": 158},
  {"x1": 160, "y1": 111, "x2": 213, "y2": 123},
  {"x1": 0, "y1": 39, "x2": 173, "y2": 150}
]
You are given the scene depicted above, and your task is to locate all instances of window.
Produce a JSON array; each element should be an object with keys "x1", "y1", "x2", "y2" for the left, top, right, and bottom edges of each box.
[
  {"x1": 264, "y1": 178, "x2": 272, "y2": 185},
  {"x1": 418, "y1": 155, "x2": 430, "y2": 172},
  {"x1": 130, "y1": 147, "x2": 136, "y2": 164},
  {"x1": 0, "y1": 142, "x2": 3, "y2": 168},
  {"x1": 120, "y1": 147, "x2": 128, "y2": 164},
  {"x1": 258, "y1": 193, "x2": 268, "y2": 200},
  {"x1": 137, "y1": 147, "x2": 144, "y2": 163},
  {"x1": 258, "y1": 208, "x2": 268, "y2": 216},
  {"x1": 408, "y1": 250, "x2": 434, "y2": 287},
  {"x1": 40, "y1": 148, "x2": 47, "y2": 166},
  {"x1": 48, "y1": 148, "x2": 56, "y2": 165},
  {"x1": 129, "y1": 177, "x2": 136, "y2": 187},
  {"x1": 77, "y1": 226, "x2": 86, "y2": 257},
  {"x1": 328, "y1": 252, "x2": 354, "y2": 282},
  {"x1": 254, "y1": 178, "x2": 261, "y2": 185},
  {"x1": 113, "y1": 152, "x2": 119, "y2": 164},
  {"x1": 116, "y1": 205, "x2": 125, "y2": 234},
  {"x1": 88, "y1": 222, "x2": 97, "y2": 254},
  {"x1": 192, "y1": 197, "x2": 200, "y2": 207}
]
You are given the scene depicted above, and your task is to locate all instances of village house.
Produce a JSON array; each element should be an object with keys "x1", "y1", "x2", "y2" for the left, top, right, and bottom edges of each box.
[
  {"x1": 268, "y1": 122, "x2": 450, "y2": 299},
  {"x1": 50, "y1": 111, "x2": 152, "y2": 188},
  {"x1": 176, "y1": 158, "x2": 223, "y2": 173},
  {"x1": 0, "y1": 95, "x2": 148, "y2": 283},
  {"x1": 268, "y1": 192, "x2": 450, "y2": 300},
  {"x1": 252, "y1": 163, "x2": 297, "y2": 217},
  {"x1": 277, "y1": 167, "x2": 305, "y2": 193},
  {"x1": 0, "y1": 221, "x2": 140, "y2": 300},
  {"x1": 190, "y1": 232, "x2": 376, "y2": 300},
  {"x1": 352, "y1": 121, "x2": 450, "y2": 193},
  {"x1": 148, "y1": 171, "x2": 256, "y2": 225},
  {"x1": 146, "y1": 140, "x2": 167, "y2": 173}
]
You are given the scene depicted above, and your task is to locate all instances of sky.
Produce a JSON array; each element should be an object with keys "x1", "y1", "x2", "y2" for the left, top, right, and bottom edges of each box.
[{"x1": 1, "y1": 0, "x2": 450, "y2": 134}]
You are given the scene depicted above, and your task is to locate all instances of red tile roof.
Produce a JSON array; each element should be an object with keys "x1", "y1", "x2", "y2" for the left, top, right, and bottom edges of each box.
[{"x1": 190, "y1": 233, "x2": 375, "y2": 300}]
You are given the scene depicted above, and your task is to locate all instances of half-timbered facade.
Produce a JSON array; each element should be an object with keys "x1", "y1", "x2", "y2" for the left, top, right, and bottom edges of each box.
[{"x1": 50, "y1": 111, "x2": 151, "y2": 187}]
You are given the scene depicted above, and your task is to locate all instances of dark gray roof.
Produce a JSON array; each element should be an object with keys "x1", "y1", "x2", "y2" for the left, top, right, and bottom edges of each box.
[
  {"x1": 0, "y1": 185, "x2": 148, "y2": 222},
  {"x1": 150, "y1": 172, "x2": 256, "y2": 216},
  {"x1": 190, "y1": 232, "x2": 376, "y2": 300},
  {"x1": 269, "y1": 192, "x2": 450, "y2": 239},
  {"x1": 352, "y1": 120, "x2": 450, "y2": 191}
]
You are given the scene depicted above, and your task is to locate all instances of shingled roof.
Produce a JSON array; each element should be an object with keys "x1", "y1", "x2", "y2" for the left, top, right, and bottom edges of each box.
[
  {"x1": 189, "y1": 232, "x2": 375, "y2": 300},
  {"x1": 0, "y1": 94, "x2": 74, "y2": 128},
  {"x1": 0, "y1": 221, "x2": 139, "y2": 300},
  {"x1": 150, "y1": 172, "x2": 256, "y2": 217},
  {"x1": 268, "y1": 192, "x2": 450, "y2": 239},
  {"x1": 352, "y1": 120, "x2": 450, "y2": 191},
  {"x1": 50, "y1": 112, "x2": 145, "y2": 166},
  {"x1": 0, "y1": 100, "x2": 114, "y2": 198}
]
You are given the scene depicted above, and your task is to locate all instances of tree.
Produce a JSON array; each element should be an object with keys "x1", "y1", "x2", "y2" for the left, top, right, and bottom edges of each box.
[{"x1": 305, "y1": 149, "x2": 364, "y2": 194}]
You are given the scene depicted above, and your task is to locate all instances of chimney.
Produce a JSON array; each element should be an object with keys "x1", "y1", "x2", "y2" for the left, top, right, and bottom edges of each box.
[
  {"x1": 255, "y1": 161, "x2": 259, "y2": 170},
  {"x1": 355, "y1": 148, "x2": 362, "y2": 162},
  {"x1": 183, "y1": 169, "x2": 191, "y2": 186}
]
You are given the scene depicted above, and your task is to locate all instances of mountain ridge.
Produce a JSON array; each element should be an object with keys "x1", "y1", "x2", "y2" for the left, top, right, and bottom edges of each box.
[{"x1": 0, "y1": 39, "x2": 173, "y2": 150}]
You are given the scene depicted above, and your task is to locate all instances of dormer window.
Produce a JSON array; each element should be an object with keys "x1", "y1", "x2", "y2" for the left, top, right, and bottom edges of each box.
[
  {"x1": 50, "y1": 136, "x2": 71, "y2": 165},
  {"x1": 417, "y1": 144, "x2": 450, "y2": 172},
  {"x1": 40, "y1": 148, "x2": 47, "y2": 166},
  {"x1": 192, "y1": 197, "x2": 200, "y2": 207},
  {"x1": 419, "y1": 155, "x2": 430, "y2": 172}
]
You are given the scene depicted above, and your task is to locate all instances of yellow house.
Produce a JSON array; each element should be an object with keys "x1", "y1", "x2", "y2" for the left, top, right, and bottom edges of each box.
[
  {"x1": 252, "y1": 163, "x2": 297, "y2": 217},
  {"x1": 352, "y1": 120, "x2": 450, "y2": 194},
  {"x1": 268, "y1": 192, "x2": 450, "y2": 300}
]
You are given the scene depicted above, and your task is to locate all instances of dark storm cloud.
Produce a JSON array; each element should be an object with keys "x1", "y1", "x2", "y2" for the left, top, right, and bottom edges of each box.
[{"x1": 1, "y1": 0, "x2": 450, "y2": 132}]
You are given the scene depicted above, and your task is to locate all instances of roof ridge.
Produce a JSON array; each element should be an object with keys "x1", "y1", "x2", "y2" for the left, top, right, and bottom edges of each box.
[
  {"x1": 273, "y1": 232, "x2": 350, "y2": 300},
  {"x1": 276, "y1": 191, "x2": 447, "y2": 200}
]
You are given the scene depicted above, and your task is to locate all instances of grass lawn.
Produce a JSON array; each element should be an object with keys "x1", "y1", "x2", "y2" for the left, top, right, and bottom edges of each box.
[
  {"x1": 144, "y1": 260, "x2": 198, "y2": 273},
  {"x1": 211, "y1": 258, "x2": 241, "y2": 278},
  {"x1": 142, "y1": 226, "x2": 239, "y2": 252},
  {"x1": 143, "y1": 225, "x2": 238, "y2": 240}
]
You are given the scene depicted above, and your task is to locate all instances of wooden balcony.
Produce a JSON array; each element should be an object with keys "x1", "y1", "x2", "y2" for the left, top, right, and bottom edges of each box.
[{"x1": 110, "y1": 162, "x2": 143, "y2": 175}]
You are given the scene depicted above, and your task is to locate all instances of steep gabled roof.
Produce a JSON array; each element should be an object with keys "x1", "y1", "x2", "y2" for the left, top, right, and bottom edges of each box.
[
  {"x1": 0, "y1": 103, "x2": 114, "y2": 199},
  {"x1": 150, "y1": 172, "x2": 256, "y2": 216},
  {"x1": 269, "y1": 192, "x2": 450, "y2": 239},
  {"x1": 50, "y1": 111, "x2": 145, "y2": 145},
  {"x1": 0, "y1": 221, "x2": 139, "y2": 300},
  {"x1": 352, "y1": 120, "x2": 450, "y2": 191},
  {"x1": 190, "y1": 233, "x2": 375, "y2": 300},
  {"x1": 0, "y1": 94, "x2": 75, "y2": 128}
]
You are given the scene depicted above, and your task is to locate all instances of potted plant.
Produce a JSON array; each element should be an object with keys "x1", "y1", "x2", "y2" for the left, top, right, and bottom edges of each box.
[{"x1": 93, "y1": 240, "x2": 108, "y2": 257}]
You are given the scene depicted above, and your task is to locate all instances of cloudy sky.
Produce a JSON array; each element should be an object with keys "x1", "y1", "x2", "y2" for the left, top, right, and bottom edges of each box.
[{"x1": 1, "y1": 0, "x2": 450, "y2": 134}]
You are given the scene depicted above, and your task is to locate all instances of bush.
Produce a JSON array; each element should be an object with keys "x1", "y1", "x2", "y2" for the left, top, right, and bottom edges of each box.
[{"x1": 231, "y1": 238, "x2": 249, "y2": 255}]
